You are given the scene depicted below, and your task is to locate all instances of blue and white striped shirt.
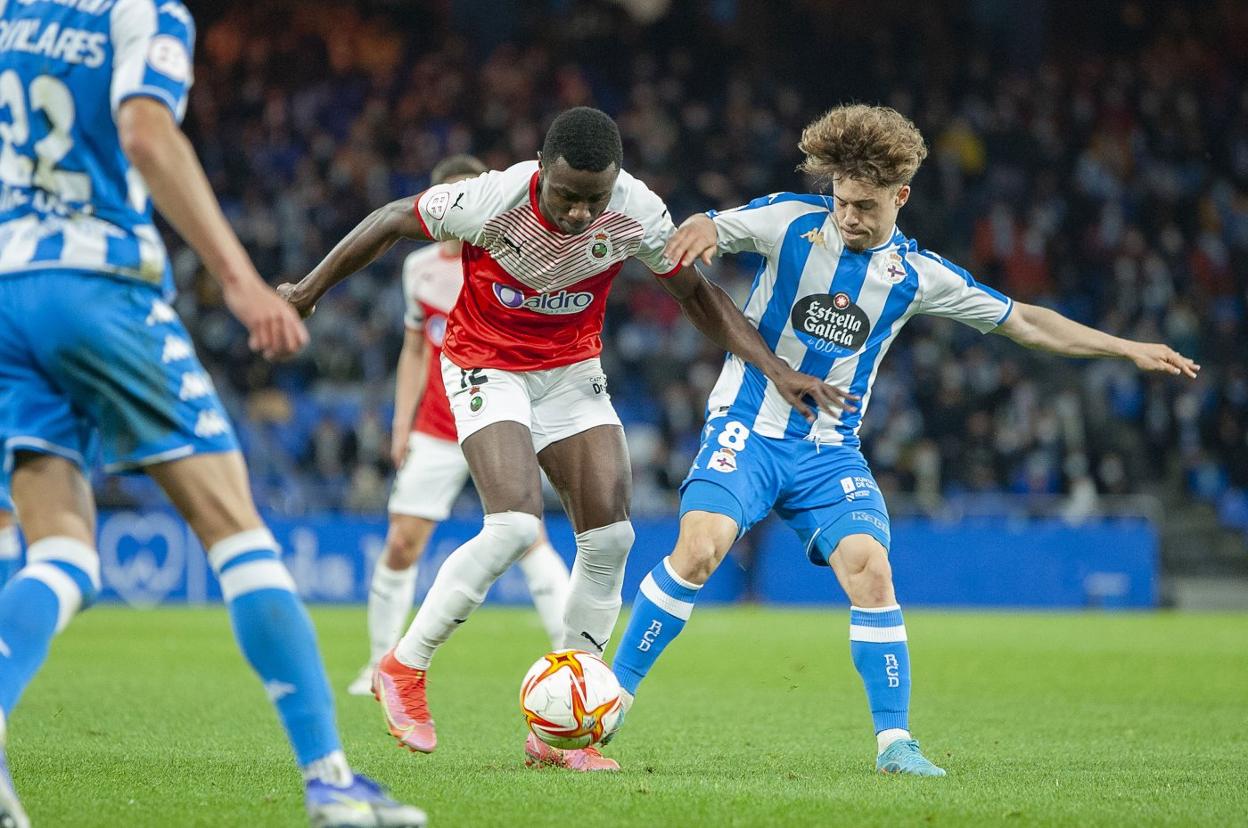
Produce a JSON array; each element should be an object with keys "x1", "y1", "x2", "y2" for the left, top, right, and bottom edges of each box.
[
  {"x1": 0, "y1": 0, "x2": 195, "y2": 287},
  {"x1": 707, "y1": 193, "x2": 1013, "y2": 446}
]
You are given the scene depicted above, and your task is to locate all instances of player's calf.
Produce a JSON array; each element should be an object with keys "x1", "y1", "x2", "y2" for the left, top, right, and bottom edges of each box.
[
  {"x1": 560, "y1": 520, "x2": 633, "y2": 655},
  {"x1": 610, "y1": 510, "x2": 735, "y2": 713},
  {"x1": 208, "y1": 529, "x2": 350, "y2": 783},
  {"x1": 0, "y1": 538, "x2": 99, "y2": 716}
]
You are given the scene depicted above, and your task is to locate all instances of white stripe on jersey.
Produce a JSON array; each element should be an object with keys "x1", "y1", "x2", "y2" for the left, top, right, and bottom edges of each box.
[
  {"x1": 480, "y1": 207, "x2": 644, "y2": 293},
  {"x1": 0, "y1": 216, "x2": 41, "y2": 265},
  {"x1": 62, "y1": 216, "x2": 110, "y2": 269}
]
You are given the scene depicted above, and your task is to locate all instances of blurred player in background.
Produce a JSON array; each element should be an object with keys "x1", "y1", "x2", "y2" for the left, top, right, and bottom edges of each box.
[
  {"x1": 0, "y1": 2, "x2": 424, "y2": 825},
  {"x1": 281, "y1": 106, "x2": 849, "y2": 772},
  {"x1": 609, "y1": 104, "x2": 1199, "y2": 776},
  {"x1": 347, "y1": 154, "x2": 570, "y2": 697}
]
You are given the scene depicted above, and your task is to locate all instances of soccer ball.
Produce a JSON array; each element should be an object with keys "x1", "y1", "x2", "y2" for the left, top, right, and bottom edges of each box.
[{"x1": 519, "y1": 649, "x2": 623, "y2": 749}]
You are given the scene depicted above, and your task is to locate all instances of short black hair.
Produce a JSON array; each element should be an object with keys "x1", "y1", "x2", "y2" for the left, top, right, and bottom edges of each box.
[
  {"x1": 540, "y1": 107, "x2": 622, "y2": 173},
  {"x1": 431, "y1": 154, "x2": 487, "y2": 185}
]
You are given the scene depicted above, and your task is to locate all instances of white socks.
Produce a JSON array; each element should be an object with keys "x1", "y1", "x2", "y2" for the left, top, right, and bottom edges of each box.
[
  {"x1": 877, "y1": 728, "x2": 911, "y2": 753},
  {"x1": 516, "y1": 541, "x2": 571, "y2": 647},
  {"x1": 560, "y1": 521, "x2": 634, "y2": 655},
  {"x1": 302, "y1": 749, "x2": 353, "y2": 787},
  {"x1": 394, "y1": 511, "x2": 540, "y2": 670},
  {"x1": 366, "y1": 560, "x2": 419, "y2": 664}
]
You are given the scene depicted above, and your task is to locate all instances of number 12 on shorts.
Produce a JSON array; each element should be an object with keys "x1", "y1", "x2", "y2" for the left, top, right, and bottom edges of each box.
[{"x1": 459, "y1": 368, "x2": 488, "y2": 389}]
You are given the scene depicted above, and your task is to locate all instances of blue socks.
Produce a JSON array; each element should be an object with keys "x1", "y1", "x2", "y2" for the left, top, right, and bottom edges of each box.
[
  {"x1": 849, "y1": 604, "x2": 911, "y2": 735},
  {"x1": 0, "y1": 537, "x2": 99, "y2": 717},
  {"x1": 208, "y1": 529, "x2": 344, "y2": 774},
  {"x1": 612, "y1": 557, "x2": 701, "y2": 695}
]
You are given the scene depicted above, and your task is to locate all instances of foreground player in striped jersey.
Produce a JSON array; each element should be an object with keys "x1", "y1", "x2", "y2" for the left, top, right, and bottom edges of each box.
[
  {"x1": 281, "y1": 107, "x2": 850, "y2": 772},
  {"x1": 0, "y1": 2, "x2": 424, "y2": 825},
  {"x1": 609, "y1": 104, "x2": 1199, "y2": 776}
]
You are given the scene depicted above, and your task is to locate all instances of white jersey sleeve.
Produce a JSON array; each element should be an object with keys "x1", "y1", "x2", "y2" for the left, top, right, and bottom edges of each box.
[
  {"x1": 909, "y1": 250, "x2": 1013, "y2": 332},
  {"x1": 709, "y1": 193, "x2": 833, "y2": 257},
  {"x1": 400, "y1": 251, "x2": 425, "y2": 331},
  {"x1": 111, "y1": 0, "x2": 196, "y2": 122},
  {"x1": 414, "y1": 163, "x2": 530, "y2": 246},
  {"x1": 613, "y1": 170, "x2": 677, "y2": 275}
]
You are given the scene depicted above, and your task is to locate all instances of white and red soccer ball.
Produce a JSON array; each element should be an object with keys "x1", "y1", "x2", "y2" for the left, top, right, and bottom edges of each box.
[{"x1": 520, "y1": 649, "x2": 623, "y2": 749}]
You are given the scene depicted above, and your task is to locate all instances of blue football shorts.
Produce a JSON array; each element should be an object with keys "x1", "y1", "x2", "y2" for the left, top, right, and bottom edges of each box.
[
  {"x1": 0, "y1": 270, "x2": 238, "y2": 475},
  {"x1": 679, "y1": 417, "x2": 890, "y2": 566}
]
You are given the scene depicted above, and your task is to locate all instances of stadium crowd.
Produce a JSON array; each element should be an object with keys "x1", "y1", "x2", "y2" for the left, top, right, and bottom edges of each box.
[{"x1": 116, "y1": 0, "x2": 1246, "y2": 528}]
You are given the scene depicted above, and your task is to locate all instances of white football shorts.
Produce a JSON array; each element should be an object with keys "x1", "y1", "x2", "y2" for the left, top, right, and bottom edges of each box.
[
  {"x1": 441, "y1": 355, "x2": 621, "y2": 453},
  {"x1": 387, "y1": 431, "x2": 471, "y2": 521}
]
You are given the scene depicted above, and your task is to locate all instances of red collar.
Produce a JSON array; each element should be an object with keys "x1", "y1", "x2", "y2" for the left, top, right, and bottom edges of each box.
[{"x1": 528, "y1": 171, "x2": 562, "y2": 233}]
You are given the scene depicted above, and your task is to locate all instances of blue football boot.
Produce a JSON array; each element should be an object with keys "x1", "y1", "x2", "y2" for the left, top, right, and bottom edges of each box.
[
  {"x1": 305, "y1": 774, "x2": 426, "y2": 827},
  {"x1": 875, "y1": 739, "x2": 947, "y2": 777}
]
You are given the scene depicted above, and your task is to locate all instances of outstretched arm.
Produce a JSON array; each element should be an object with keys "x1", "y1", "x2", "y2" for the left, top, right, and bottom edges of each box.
[
  {"x1": 658, "y1": 266, "x2": 857, "y2": 421},
  {"x1": 278, "y1": 197, "x2": 432, "y2": 316},
  {"x1": 995, "y1": 302, "x2": 1200, "y2": 377}
]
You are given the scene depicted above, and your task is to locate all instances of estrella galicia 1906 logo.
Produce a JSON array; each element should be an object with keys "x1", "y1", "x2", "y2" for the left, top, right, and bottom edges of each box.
[{"x1": 789, "y1": 292, "x2": 871, "y2": 356}]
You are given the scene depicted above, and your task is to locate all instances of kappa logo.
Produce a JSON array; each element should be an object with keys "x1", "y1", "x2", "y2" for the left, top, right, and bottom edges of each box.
[{"x1": 800, "y1": 228, "x2": 828, "y2": 247}]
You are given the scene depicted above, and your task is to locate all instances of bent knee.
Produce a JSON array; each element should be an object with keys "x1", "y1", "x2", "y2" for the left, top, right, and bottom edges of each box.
[
  {"x1": 833, "y1": 535, "x2": 894, "y2": 605},
  {"x1": 483, "y1": 511, "x2": 542, "y2": 555},
  {"x1": 671, "y1": 534, "x2": 726, "y2": 585},
  {"x1": 384, "y1": 517, "x2": 434, "y2": 567}
]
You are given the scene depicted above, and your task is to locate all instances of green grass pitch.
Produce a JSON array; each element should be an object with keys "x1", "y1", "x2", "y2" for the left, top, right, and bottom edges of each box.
[{"x1": 9, "y1": 606, "x2": 1246, "y2": 826}]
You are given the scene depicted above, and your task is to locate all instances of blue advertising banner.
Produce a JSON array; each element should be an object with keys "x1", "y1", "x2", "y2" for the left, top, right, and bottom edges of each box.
[{"x1": 90, "y1": 510, "x2": 1158, "y2": 609}]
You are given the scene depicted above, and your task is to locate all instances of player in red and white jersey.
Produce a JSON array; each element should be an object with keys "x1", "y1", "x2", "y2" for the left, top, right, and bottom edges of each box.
[
  {"x1": 281, "y1": 107, "x2": 850, "y2": 772},
  {"x1": 346, "y1": 156, "x2": 570, "y2": 698}
]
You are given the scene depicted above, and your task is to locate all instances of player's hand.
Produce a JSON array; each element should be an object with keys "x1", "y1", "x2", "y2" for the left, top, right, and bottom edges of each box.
[
  {"x1": 664, "y1": 214, "x2": 718, "y2": 268},
  {"x1": 224, "y1": 278, "x2": 310, "y2": 360},
  {"x1": 276, "y1": 281, "x2": 317, "y2": 319},
  {"x1": 1125, "y1": 342, "x2": 1200, "y2": 378},
  {"x1": 770, "y1": 367, "x2": 859, "y2": 423},
  {"x1": 391, "y1": 428, "x2": 409, "y2": 469}
]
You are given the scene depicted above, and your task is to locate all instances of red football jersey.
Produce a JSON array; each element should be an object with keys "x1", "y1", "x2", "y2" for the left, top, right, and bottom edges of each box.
[
  {"x1": 401, "y1": 243, "x2": 464, "y2": 442},
  {"x1": 413, "y1": 161, "x2": 678, "y2": 372}
]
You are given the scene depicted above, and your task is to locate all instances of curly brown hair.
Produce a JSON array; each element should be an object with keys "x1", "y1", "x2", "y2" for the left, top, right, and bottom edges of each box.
[{"x1": 798, "y1": 104, "x2": 928, "y2": 189}]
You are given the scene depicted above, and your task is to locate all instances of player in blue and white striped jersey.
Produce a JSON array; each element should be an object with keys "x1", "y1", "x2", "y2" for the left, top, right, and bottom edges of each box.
[
  {"x1": 610, "y1": 104, "x2": 1198, "y2": 776},
  {"x1": 0, "y1": 2, "x2": 423, "y2": 825}
]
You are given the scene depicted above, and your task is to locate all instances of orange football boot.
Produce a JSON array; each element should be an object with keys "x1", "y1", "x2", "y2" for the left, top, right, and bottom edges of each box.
[{"x1": 375, "y1": 650, "x2": 437, "y2": 753}]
